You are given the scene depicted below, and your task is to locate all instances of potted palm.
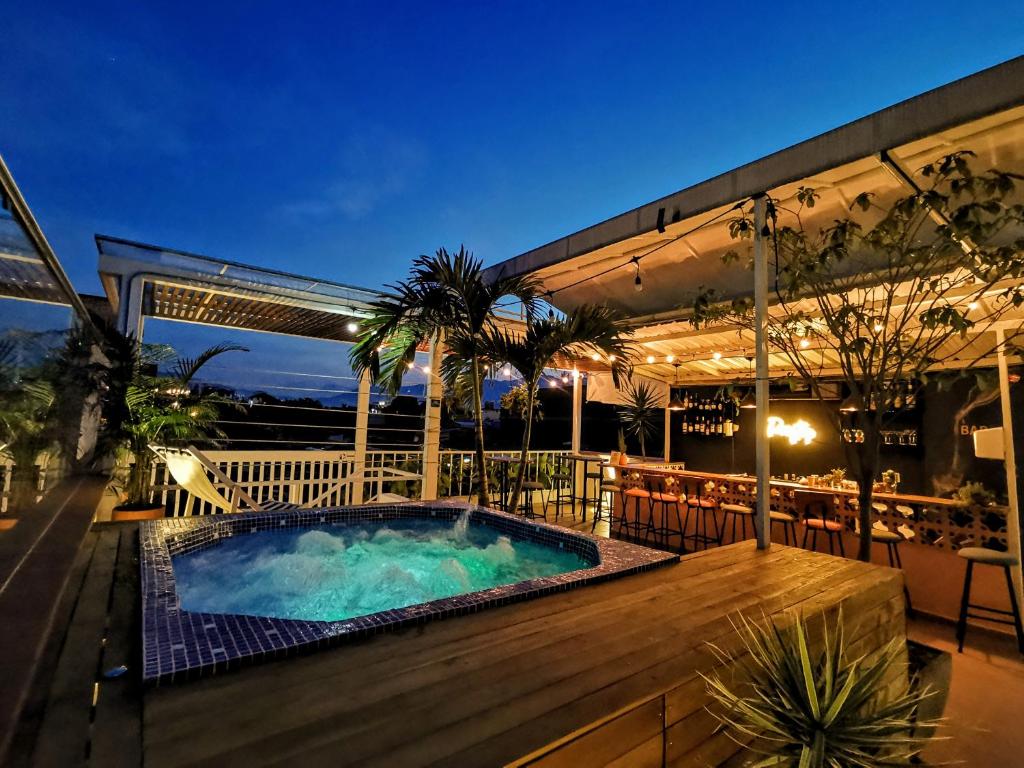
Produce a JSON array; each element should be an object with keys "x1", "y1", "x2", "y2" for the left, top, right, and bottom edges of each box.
[
  {"x1": 109, "y1": 342, "x2": 246, "y2": 520},
  {"x1": 0, "y1": 378, "x2": 56, "y2": 522},
  {"x1": 618, "y1": 379, "x2": 664, "y2": 459},
  {"x1": 481, "y1": 305, "x2": 631, "y2": 510}
]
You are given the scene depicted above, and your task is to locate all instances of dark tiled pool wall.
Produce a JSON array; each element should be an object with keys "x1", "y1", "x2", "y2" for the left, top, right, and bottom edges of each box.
[{"x1": 140, "y1": 501, "x2": 676, "y2": 685}]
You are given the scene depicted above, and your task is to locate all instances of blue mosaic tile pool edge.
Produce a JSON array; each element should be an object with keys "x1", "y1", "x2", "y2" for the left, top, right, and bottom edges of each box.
[{"x1": 140, "y1": 501, "x2": 678, "y2": 685}]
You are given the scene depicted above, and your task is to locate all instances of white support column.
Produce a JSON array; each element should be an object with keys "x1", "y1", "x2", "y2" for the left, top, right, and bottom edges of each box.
[
  {"x1": 420, "y1": 339, "x2": 444, "y2": 500},
  {"x1": 753, "y1": 194, "x2": 771, "y2": 550},
  {"x1": 663, "y1": 406, "x2": 672, "y2": 462},
  {"x1": 571, "y1": 369, "x2": 583, "y2": 453},
  {"x1": 351, "y1": 370, "x2": 371, "y2": 505},
  {"x1": 996, "y1": 328, "x2": 1023, "y2": 602},
  {"x1": 118, "y1": 274, "x2": 145, "y2": 340}
]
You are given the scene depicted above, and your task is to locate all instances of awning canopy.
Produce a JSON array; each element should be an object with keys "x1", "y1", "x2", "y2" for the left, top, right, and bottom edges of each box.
[
  {"x1": 485, "y1": 57, "x2": 1024, "y2": 384},
  {"x1": 97, "y1": 236, "x2": 387, "y2": 343}
]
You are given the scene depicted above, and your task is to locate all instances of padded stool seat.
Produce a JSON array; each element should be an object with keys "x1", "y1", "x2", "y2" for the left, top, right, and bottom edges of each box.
[
  {"x1": 624, "y1": 487, "x2": 652, "y2": 498},
  {"x1": 687, "y1": 497, "x2": 717, "y2": 509},
  {"x1": 956, "y1": 546, "x2": 1024, "y2": 654},
  {"x1": 959, "y1": 547, "x2": 1020, "y2": 566},
  {"x1": 599, "y1": 483, "x2": 622, "y2": 493},
  {"x1": 770, "y1": 510, "x2": 798, "y2": 545},
  {"x1": 549, "y1": 472, "x2": 571, "y2": 482},
  {"x1": 651, "y1": 491, "x2": 680, "y2": 503},
  {"x1": 805, "y1": 518, "x2": 842, "y2": 531},
  {"x1": 770, "y1": 510, "x2": 795, "y2": 522},
  {"x1": 871, "y1": 528, "x2": 904, "y2": 543},
  {"x1": 522, "y1": 480, "x2": 545, "y2": 490},
  {"x1": 896, "y1": 504, "x2": 915, "y2": 517},
  {"x1": 871, "y1": 502, "x2": 889, "y2": 514},
  {"x1": 720, "y1": 503, "x2": 753, "y2": 515}
]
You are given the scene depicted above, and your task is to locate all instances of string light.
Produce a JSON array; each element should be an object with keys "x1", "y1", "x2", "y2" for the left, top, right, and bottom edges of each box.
[
  {"x1": 968, "y1": 301, "x2": 979, "y2": 310},
  {"x1": 712, "y1": 351, "x2": 722, "y2": 360},
  {"x1": 590, "y1": 352, "x2": 600, "y2": 361},
  {"x1": 346, "y1": 321, "x2": 359, "y2": 333},
  {"x1": 422, "y1": 365, "x2": 431, "y2": 374},
  {"x1": 799, "y1": 338, "x2": 810, "y2": 349},
  {"x1": 608, "y1": 354, "x2": 617, "y2": 362},
  {"x1": 406, "y1": 362, "x2": 415, "y2": 370},
  {"x1": 872, "y1": 320, "x2": 884, "y2": 333},
  {"x1": 666, "y1": 354, "x2": 674, "y2": 363},
  {"x1": 646, "y1": 355, "x2": 655, "y2": 364},
  {"x1": 561, "y1": 374, "x2": 569, "y2": 384},
  {"x1": 633, "y1": 258, "x2": 643, "y2": 292}
]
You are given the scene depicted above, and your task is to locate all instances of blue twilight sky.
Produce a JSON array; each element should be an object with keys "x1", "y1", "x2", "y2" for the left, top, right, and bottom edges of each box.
[{"x1": 1, "y1": 2, "x2": 1023, "y2": 392}]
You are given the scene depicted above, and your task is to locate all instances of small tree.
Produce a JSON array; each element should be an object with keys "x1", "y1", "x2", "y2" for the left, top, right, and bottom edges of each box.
[
  {"x1": 350, "y1": 247, "x2": 539, "y2": 506},
  {"x1": 693, "y1": 152, "x2": 1024, "y2": 561},
  {"x1": 482, "y1": 305, "x2": 631, "y2": 510},
  {"x1": 617, "y1": 379, "x2": 665, "y2": 458}
]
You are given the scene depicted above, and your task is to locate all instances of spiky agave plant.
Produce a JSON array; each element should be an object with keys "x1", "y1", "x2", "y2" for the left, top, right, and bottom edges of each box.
[
  {"x1": 617, "y1": 379, "x2": 663, "y2": 458},
  {"x1": 702, "y1": 609, "x2": 937, "y2": 767}
]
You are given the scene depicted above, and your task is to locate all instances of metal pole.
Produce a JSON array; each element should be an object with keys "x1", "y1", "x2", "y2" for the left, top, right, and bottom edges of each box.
[
  {"x1": 753, "y1": 194, "x2": 771, "y2": 549},
  {"x1": 663, "y1": 405, "x2": 671, "y2": 463},
  {"x1": 571, "y1": 370, "x2": 582, "y2": 454},
  {"x1": 351, "y1": 370, "x2": 371, "y2": 504},
  {"x1": 420, "y1": 338, "x2": 444, "y2": 500},
  {"x1": 996, "y1": 328, "x2": 1023, "y2": 602}
]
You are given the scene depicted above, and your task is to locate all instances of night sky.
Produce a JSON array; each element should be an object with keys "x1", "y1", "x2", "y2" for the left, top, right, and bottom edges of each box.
[{"x1": 2, "y1": 2, "x2": 1023, "y2": 391}]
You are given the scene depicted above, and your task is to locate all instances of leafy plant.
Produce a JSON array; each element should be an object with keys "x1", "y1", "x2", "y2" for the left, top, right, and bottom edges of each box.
[
  {"x1": 0, "y1": 377, "x2": 56, "y2": 510},
  {"x1": 110, "y1": 341, "x2": 247, "y2": 509},
  {"x1": 350, "y1": 246, "x2": 540, "y2": 506},
  {"x1": 482, "y1": 305, "x2": 631, "y2": 509},
  {"x1": 691, "y1": 152, "x2": 1024, "y2": 561},
  {"x1": 703, "y1": 609, "x2": 936, "y2": 767},
  {"x1": 955, "y1": 480, "x2": 994, "y2": 506},
  {"x1": 500, "y1": 382, "x2": 543, "y2": 422},
  {"x1": 617, "y1": 379, "x2": 664, "y2": 458}
]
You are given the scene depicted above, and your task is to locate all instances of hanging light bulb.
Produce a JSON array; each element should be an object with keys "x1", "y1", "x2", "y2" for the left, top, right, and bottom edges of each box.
[
  {"x1": 739, "y1": 355, "x2": 756, "y2": 408},
  {"x1": 646, "y1": 354, "x2": 655, "y2": 364},
  {"x1": 608, "y1": 354, "x2": 617, "y2": 362},
  {"x1": 633, "y1": 258, "x2": 643, "y2": 292},
  {"x1": 561, "y1": 374, "x2": 569, "y2": 384},
  {"x1": 839, "y1": 394, "x2": 860, "y2": 412},
  {"x1": 799, "y1": 338, "x2": 810, "y2": 349},
  {"x1": 548, "y1": 307, "x2": 555, "y2": 320},
  {"x1": 968, "y1": 301, "x2": 979, "y2": 311},
  {"x1": 666, "y1": 354, "x2": 674, "y2": 363},
  {"x1": 346, "y1": 321, "x2": 359, "y2": 333},
  {"x1": 422, "y1": 365, "x2": 431, "y2": 374},
  {"x1": 550, "y1": 378, "x2": 560, "y2": 387},
  {"x1": 872, "y1": 319, "x2": 884, "y2": 333},
  {"x1": 406, "y1": 362, "x2": 415, "y2": 370},
  {"x1": 712, "y1": 351, "x2": 722, "y2": 361},
  {"x1": 590, "y1": 352, "x2": 600, "y2": 361}
]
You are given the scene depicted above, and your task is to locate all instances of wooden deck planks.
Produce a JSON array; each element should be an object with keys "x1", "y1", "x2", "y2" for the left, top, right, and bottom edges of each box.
[{"x1": 143, "y1": 543, "x2": 903, "y2": 767}]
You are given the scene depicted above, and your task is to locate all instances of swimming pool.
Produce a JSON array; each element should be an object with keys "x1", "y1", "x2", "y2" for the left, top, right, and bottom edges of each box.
[{"x1": 140, "y1": 502, "x2": 677, "y2": 684}]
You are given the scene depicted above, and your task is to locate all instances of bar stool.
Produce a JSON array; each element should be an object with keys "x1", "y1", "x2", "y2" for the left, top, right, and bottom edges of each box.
[
  {"x1": 548, "y1": 456, "x2": 574, "y2": 520},
  {"x1": 770, "y1": 510, "x2": 799, "y2": 545},
  {"x1": 801, "y1": 498, "x2": 846, "y2": 556},
  {"x1": 717, "y1": 483, "x2": 753, "y2": 545},
  {"x1": 619, "y1": 473, "x2": 653, "y2": 543},
  {"x1": 592, "y1": 471, "x2": 621, "y2": 532},
  {"x1": 647, "y1": 475, "x2": 686, "y2": 553},
  {"x1": 872, "y1": 526, "x2": 913, "y2": 613},
  {"x1": 516, "y1": 479, "x2": 548, "y2": 519},
  {"x1": 956, "y1": 547, "x2": 1024, "y2": 654},
  {"x1": 684, "y1": 482, "x2": 720, "y2": 551}
]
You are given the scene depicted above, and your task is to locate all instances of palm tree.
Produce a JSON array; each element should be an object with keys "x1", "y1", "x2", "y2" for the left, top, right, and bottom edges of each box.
[
  {"x1": 481, "y1": 305, "x2": 632, "y2": 511},
  {"x1": 113, "y1": 341, "x2": 247, "y2": 510},
  {"x1": 618, "y1": 379, "x2": 664, "y2": 458},
  {"x1": 350, "y1": 247, "x2": 539, "y2": 506}
]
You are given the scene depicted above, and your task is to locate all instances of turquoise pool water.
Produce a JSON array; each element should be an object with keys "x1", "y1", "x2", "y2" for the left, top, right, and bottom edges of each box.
[{"x1": 171, "y1": 515, "x2": 589, "y2": 622}]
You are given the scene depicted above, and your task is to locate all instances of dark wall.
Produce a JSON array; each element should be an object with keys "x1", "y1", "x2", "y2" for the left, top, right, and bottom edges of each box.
[{"x1": 667, "y1": 376, "x2": 1021, "y2": 500}]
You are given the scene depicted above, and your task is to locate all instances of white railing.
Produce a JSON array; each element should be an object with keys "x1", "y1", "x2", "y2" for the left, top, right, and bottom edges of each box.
[
  {"x1": 149, "y1": 448, "x2": 571, "y2": 516},
  {"x1": 0, "y1": 453, "x2": 61, "y2": 515}
]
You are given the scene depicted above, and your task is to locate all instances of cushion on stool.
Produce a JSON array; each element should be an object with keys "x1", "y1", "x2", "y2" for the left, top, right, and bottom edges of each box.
[
  {"x1": 720, "y1": 503, "x2": 753, "y2": 515},
  {"x1": 522, "y1": 481, "x2": 545, "y2": 490},
  {"x1": 871, "y1": 529, "x2": 904, "y2": 543},
  {"x1": 624, "y1": 488, "x2": 651, "y2": 498},
  {"x1": 770, "y1": 511, "x2": 795, "y2": 522},
  {"x1": 805, "y1": 518, "x2": 842, "y2": 531},
  {"x1": 651, "y1": 492, "x2": 680, "y2": 503},
  {"x1": 687, "y1": 497, "x2": 717, "y2": 508},
  {"x1": 550, "y1": 473, "x2": 571, "y2": 481},
  {"x1": 600, "y1": 484, "x2": 621, "y2": 493},
  {"x1": 895, "y1": 505, "x2": 915, "y2": 517},
  {"x1": 871, "y1": 502, "x2": 889, "y2": 513},
  {"x1": 958, "y1": 547, "x2": 1020, "y2": 566}
]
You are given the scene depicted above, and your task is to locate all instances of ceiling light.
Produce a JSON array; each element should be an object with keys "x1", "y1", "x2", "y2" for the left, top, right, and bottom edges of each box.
[
  {"x1": 666, "y1": 354, "x2": 674, "y2": 363},
  {"x1": 346, "y1": 321, "x2": 359, "y2": 333},
  {"x1": 873, "y1": 321, "x2": 884, "y2": 333},
  {"x1": 739, "y1": 390, "x2": 757, "y2": 409},
  {"x1": 712, "y1": 351, "x2": 722, "y2": 360},
  {"x1": 561, "y1": 375, "x2": 569, "y2": 384},
  {"x1": 668, "y1": 390, "x2": 686, "y2": 410},
  {"x1": 839, "y1": 394, "x2": 860, "y2": 412},
  {"x1": 590, "y1": 353, "x2": 600, "y2": 361},
  {"x1": 799, "y1": 338, "x2": 810, "y2": 349},
  {"x1": 633, "y1": 259, "x2": 644, "y2": 292},
  {"x1": 646, "y1": 355, "x2": 655, "y2": 364},
  {"x1": 968, "y1": 301, "x2": 979, "y2": 310}
]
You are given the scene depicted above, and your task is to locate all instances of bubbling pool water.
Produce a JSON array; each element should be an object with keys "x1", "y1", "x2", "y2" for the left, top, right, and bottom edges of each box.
[{"x1": 171, "y1": 514, "x2": 589, "y2": 622}]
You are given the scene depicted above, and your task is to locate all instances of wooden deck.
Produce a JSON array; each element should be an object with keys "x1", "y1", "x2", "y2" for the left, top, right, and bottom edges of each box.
[{"x1": 15, "y1": 522, "x2": 906, "y2": 767}]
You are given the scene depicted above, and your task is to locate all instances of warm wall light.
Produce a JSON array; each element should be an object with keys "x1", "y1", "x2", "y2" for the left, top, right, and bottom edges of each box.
[{"x1": 766, "y1": 416, "x2": 816, "y2": 445}]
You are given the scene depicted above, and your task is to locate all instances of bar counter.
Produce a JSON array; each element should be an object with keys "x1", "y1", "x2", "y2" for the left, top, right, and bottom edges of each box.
[{"x1": 602, "y1": 459, "x2": 1014, "y2": 628}]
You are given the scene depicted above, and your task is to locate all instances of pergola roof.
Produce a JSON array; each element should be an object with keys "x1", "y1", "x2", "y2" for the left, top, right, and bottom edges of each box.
[
  {"x1": 485, "y1": 56, "x2": 1024, "y2": 383},
  {"x1": 97, "y1": 236, "x2": 387, "y2": 343}
]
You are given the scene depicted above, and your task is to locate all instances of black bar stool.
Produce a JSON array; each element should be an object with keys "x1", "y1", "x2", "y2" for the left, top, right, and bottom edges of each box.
[
  {"x1": 647, "y1": 475, "x2": 686, "y2": 553},
  {"x1": 801, "y1": 497, "x2": 846, "y2": 556},
  {"x1": 619, "y1": 473, "x2": 653, "y2": 543},
  {"x1": 548, "y1": 455, "x2": 574, "y2": 520},
  {"x1": 515, "y1": 479, "x2": 548, "y2": 519},
  {"x1": 956, "y1": 547, "x2": 1024, "y2": 654},
  {"x1": 871, "y1": 527, "x2": 913, "y2": 614},
  {"x1": 592, "y1": 470, "x2": 621, "y2": 532},
  {"x1": 684, "y1": 481, "x2": 720, "y2": 551}
]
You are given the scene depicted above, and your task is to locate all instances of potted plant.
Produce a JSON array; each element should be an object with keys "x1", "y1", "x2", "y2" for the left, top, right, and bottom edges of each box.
[
  {"x1": 0, "y1": 378, "x2": 55, "y2": 523},
  {"x1": 955, "y1": 480, "x2": 995, "y2": 507},
  {"x1": 618, "y1": 379, "x2": 664, "y2": 460},
  {"x1": 703, "y1": 609, "x2": 940, "y2": 766},
  {"x1": 108, "y1": 342, "x2": 246, "y2": 521}
]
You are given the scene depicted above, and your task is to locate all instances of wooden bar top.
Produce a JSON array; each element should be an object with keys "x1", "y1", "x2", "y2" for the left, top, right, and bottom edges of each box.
[{"x1": 610, "y1": 460, "x2": 966, "y2": 509}]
